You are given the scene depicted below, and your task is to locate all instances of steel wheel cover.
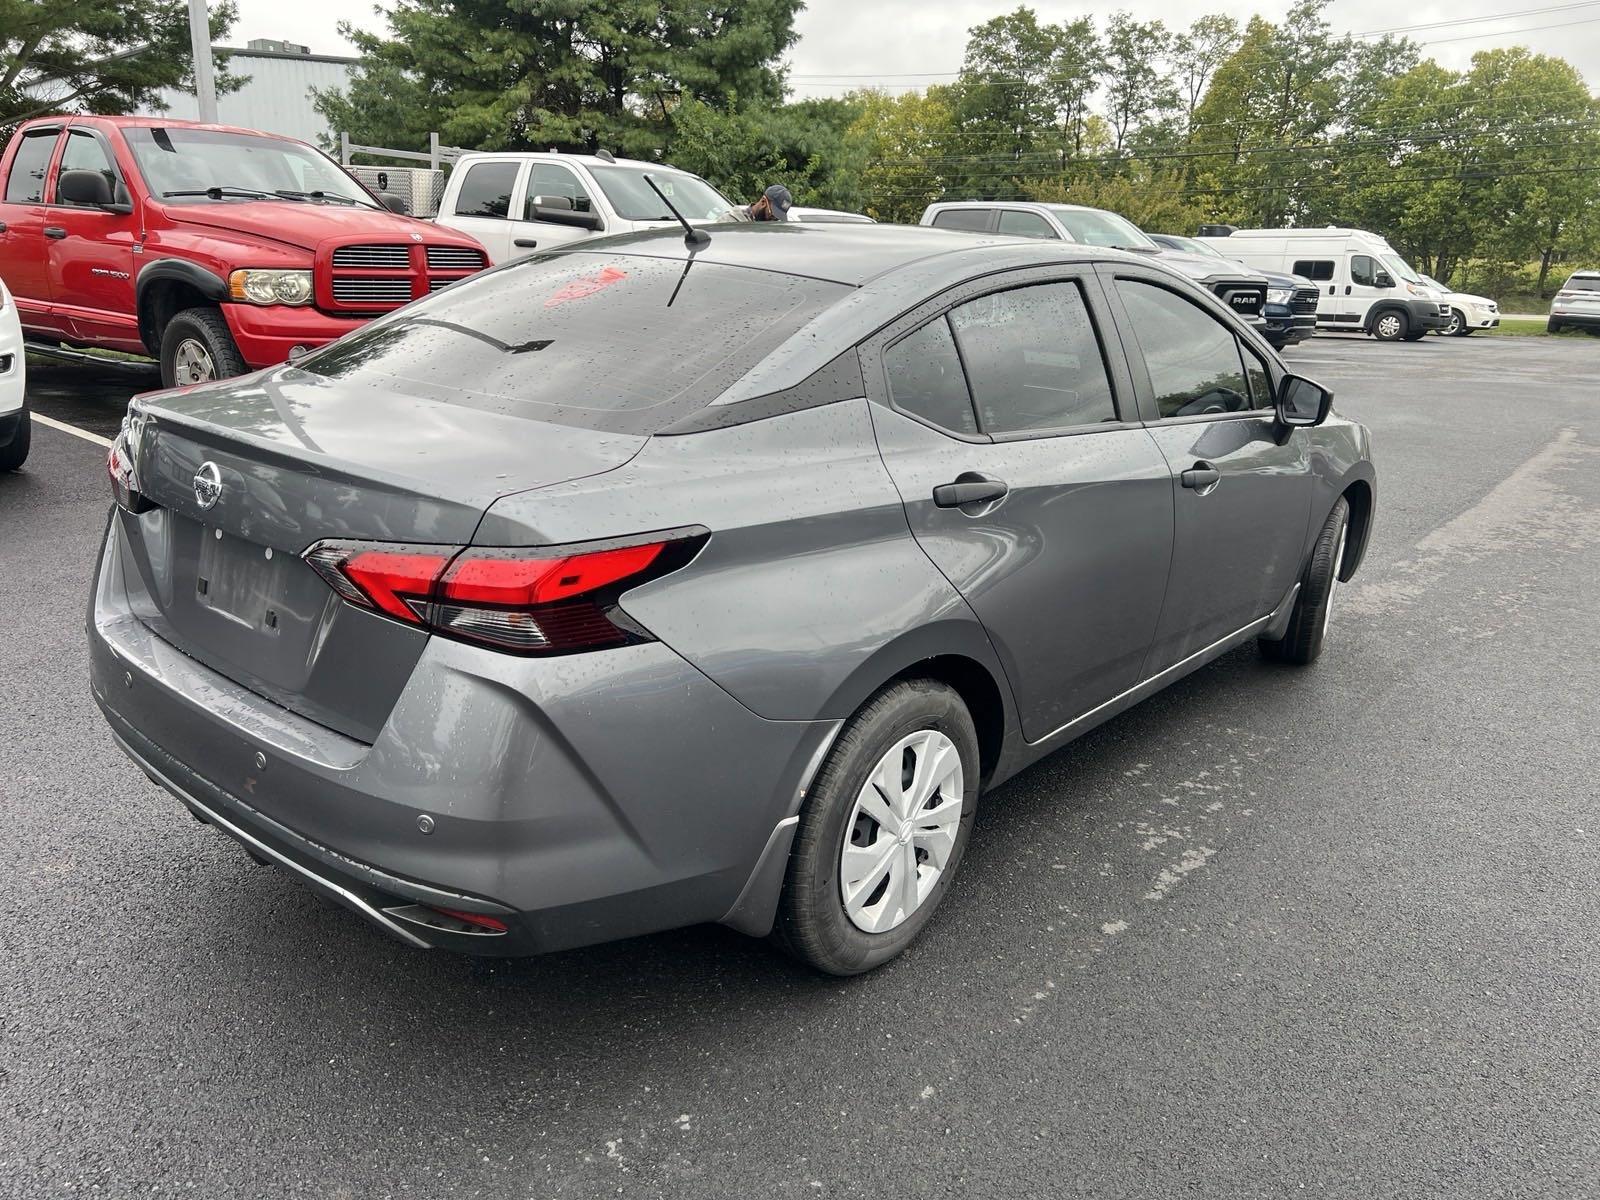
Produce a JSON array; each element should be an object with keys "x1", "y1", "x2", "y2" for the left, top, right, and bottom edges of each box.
[
  {"x1": 173, "y1": 338, "x2": 216, "y2": 385},
  {"x1": 839, "y1": 729, "x2": 964, "y2": 934},
  {"x1": 1376, "y1": 315, "x2": 1401, "y2": 338}
]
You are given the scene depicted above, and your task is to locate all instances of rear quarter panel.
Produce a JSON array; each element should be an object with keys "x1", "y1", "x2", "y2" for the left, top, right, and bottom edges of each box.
[{"x1": 476, "y1": 398, "x2": 1014, "y2": 726}]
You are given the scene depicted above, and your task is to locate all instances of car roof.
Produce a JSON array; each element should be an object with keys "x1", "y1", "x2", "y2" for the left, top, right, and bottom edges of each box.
[
  {"x1": 546, "y1": 221, "x2": 1151, "y2": 287},
  {"x1": 29, "y1": 114, "x2": 305, "y2": 144},
  {"x1": 454, "y1": 150, "x2": 685, "y2": 172}
]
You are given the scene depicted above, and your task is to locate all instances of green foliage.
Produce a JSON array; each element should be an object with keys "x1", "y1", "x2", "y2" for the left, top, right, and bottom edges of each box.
[
  {"x1": 314, "y1": 0, "x2": 802, "y2": 156},
  {"x1": 1, "y1": 0, "x2": 238, "y2": 136},
  {"x1": 666, "y1": 95, "x2": 864, "y2": 211},
  {"x1": 844, "y1": 87, "x2": 959, "y2": 223},
  {"x1": 1025, "y1": 171, "x2": 1206, "y2": 237}
]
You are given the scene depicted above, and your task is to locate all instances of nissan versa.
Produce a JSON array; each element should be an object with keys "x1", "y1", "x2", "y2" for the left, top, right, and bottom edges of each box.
[{"x1": 90, "y1": 223, "x2": 1375, "y2": 975}]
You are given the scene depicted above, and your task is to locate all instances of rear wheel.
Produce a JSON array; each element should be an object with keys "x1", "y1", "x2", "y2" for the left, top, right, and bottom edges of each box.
[
  {"x1": 1547, "y1": 319, "x2": 1564, "y2": 334},
  {"x1": 160, "y1": 307, "x2": 246, "y2": 388},
  {"x1": 1260, "y1": 497, "x2": 1350, "y2": 666},
  {"x1": 773, "y1": 679, "x2": 979, "y2": 975},
  {"x1": 1372, "y1": 310, "x2": 1407, "y2": 341},
  {"x1": 0, "y1": 401, "x2": 29, "y2": 472}
]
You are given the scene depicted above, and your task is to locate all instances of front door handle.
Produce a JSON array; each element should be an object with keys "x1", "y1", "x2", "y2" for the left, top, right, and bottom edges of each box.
[
  {"x1": 0, "y1": 220, "x2": 8, "y2": 233},
  {"x1": 513, "y1": 237, "x2": 539, "y2": 249},
  {"x1": 933, "y1": 477, "x2": 1008, "y2": 508},
  {"x1": 44, "y1": 226, "x2": 67, "y2": 239},
  {"x1": 1180, "y1": 463, "x2": 1221, "y2": 491}
]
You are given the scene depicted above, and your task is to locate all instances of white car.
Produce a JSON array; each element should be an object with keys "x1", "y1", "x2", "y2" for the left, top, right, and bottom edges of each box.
[
  {"x1": 1547, "y1": 270, "x2": 1600, "y2": 334},
  {"x1": 433, "y1": 151, "x2": 740, "y2": 264},
  {"x1": 0, "y1": 274, "x2": 27, "y2": 471},
  {"x1": 789, "y1": 207, "x2": 874, "y2": 224},
  {"x1": 1419, "y1": 275, "x2": 1500, "y2": 336}
]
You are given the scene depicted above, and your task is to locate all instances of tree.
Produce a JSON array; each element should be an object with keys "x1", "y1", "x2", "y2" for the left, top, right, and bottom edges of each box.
[
  {"x1": 1170, "y1": 15, "x2": 1240, "y2": 137},
  {"x1": 1, "y1": 0, "x2": 237, "y2": 136},
  {"x1": 315, "y1": 0, "x2": 802, "y2": 156},
  {"x1": 846, "y1": 87, "x2": 959, "y2": 223},
  {"x1": 667, "y1": 95, "x2": 864, "y2": 211},
  {"x1": 1046, "y1": 17, "x2": 1103, "y2": 160},
  {"x1": 952, "y1": 5, "x2": 1063, "y2": 174},
  {"x1": 1100, "y1": 12, "x2": 1176, "y2": 156}
]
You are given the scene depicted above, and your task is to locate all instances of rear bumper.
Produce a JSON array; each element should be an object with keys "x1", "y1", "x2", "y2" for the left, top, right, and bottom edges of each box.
[
  {"x1": 221, "y1": 303, "x2": 369, "y2": 371},
  {"x1": 89, "y1": 515, "x2": 838, "y2": 956},
  {"x1": 1550, "y1": 310, "x2": 1600, "y2": 330}
]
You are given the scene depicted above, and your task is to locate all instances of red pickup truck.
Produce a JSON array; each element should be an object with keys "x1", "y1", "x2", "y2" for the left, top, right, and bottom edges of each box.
[{"x1": 0, "y1": 116, "x2": 488, "y2": 385}]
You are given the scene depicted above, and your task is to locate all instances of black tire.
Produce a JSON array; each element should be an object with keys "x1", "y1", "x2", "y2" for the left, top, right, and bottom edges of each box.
[
  {"x1": 1371, "y1": 309, "x2": 1407, "y2": 341},
  {"x1": 0, "y1": 401, "x2": 29, "y2": 472},
  {"x1": 1260, "y1": 497, "x2": 1350, "y2": 666},
  {"x1": 159, "y1": 306, "x2": 247, "y2": 388},
  {"x1": 1547, "y1": 319, "x2": 1563, "y2": 335},
  {"x1": 1448, "y1": 308, "x2": 1472, "y2": 336},
  {"x1": 772, "y1": 679, "x2": 980, "y2": 976}
]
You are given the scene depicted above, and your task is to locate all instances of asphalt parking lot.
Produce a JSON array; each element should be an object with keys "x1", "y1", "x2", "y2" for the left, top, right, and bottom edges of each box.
[{"x1": 3, "y1": 333, "x2": 1598, "y2": 1199}]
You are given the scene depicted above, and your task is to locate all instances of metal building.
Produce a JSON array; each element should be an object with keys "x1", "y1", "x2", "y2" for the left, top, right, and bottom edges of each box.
[{"x1": 147, "y1": 39, "x2": 357, "y2": 146}]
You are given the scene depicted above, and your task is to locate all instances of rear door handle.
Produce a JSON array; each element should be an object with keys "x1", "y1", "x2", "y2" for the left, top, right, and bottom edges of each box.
[
  {"x1": 933, "y1": 478, "x2": 1008, "y2": 508},
  {"x1": 44, "y1": 226, "x2": 66, "y2": 239},
  {"x1": 513, "y1": 238, "x2": 539, "y2": 249},
  {"x1": 1180, "y1": 463, "x2": 1221, "y2": 491}
]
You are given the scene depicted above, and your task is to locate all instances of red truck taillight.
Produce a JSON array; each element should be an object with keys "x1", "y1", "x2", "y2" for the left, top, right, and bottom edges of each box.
[{"x1": 303, "y1": 531, "x2": 707, "y2": 655}]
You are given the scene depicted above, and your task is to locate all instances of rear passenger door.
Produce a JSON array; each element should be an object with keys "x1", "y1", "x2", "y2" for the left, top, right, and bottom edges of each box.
[
  {"x1": 1101, "y1": 266, "x2": 1313, "y2": 671},
  {"x1": 863, "y1": 268, "x2": 1174, "y2": 742},
  {"x1": 0, "y1": 125, "x2": 63, "y2": 327}
]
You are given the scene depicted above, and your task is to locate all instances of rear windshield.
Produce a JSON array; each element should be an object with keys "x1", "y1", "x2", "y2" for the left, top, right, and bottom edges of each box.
[
  {"x1": 1565, "y1": 275, "x2": 1600, "y2": 292},
  {"x1": 299, "y1": 252, "x2": 851, "y2": 434}
]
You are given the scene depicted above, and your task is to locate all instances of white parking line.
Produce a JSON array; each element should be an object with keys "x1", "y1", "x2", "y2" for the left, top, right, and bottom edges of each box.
[{"x1": 30, "y1": 412, "x2": 113, "y2": 448}]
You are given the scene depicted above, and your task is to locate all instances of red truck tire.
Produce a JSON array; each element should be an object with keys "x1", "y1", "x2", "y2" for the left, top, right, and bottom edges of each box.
[{"x1": 159, "y1": 307, "x2": 246, "y2": 387}]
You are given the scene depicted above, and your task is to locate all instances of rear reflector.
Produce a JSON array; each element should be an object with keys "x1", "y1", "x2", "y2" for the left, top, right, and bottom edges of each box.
[{"x1": 303, "y1": 530, "x2": 706, "y2": 655}]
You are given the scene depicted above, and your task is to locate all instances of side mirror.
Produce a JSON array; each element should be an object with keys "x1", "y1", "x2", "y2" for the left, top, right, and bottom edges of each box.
[
  {"x1": 59, "y1": 168, "x2": 114, "y2": 209},
  {"x1": 1276, "y1": 373, "x2": 1333, "y2": 428},
  {"x1": 1373, "y1": 270, "x2": 1395, "y2": 289},
  {"x1": 378, "y1": 192, "x2": 410, "y2": 215},
  {"x1": 530, "y1": 200, "x2": 603, "y2": 231}
]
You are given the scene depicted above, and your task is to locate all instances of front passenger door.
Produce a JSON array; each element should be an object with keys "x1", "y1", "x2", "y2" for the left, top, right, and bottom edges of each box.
[
  {"x1": 48, "y1": 127, "x2": 139, "y2": 348},
  {"x1": 865, "y1": 270, "x2": 1174, "y2": 743},
  {"x1": 1104, "y1": 270, "x2": 1314, "y2": 671},
  {"x1": 504, "y1": 163, "x2": 601, "y2": 261}
]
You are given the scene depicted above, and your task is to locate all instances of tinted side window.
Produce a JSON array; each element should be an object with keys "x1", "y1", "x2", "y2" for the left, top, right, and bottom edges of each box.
[
  {"x1": 56, "y1": 131, "x2": 117, "y2": 204},
  {"x1": 5, "y1": 130, "x2": 58, "y2": 203},
  {"x1": 525, "y1": 163, "x2": 592, "y2": 216},
  {"x1": 884, "y1": 317, "x2": 978, "y2": 436},
  {"x1": 452, "y1": 161, "x2": 518, "y2": 219},
  {"x1": 1350, "y1": 255, "x2": 1378, "y2": 287},
  {"x1": 949, "y1": 282, "x2": 1117, "y2": 433},
  {"x1": 1115, "y1": 279, "x2": 1251, "y2": 419},
  {"x1": 931, "y1": 208, "x2": 992, "y2": 232},
  {"x1": 997, "y1": 210, "x2": 1058, "y2": 240},
  {"x1": 1293, "y1": 259, "x2": 1335, "y2": 281}
]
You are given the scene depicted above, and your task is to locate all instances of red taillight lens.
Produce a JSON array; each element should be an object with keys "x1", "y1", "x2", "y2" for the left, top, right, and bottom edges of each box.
[
  {"x1": 428, "y1": 906, "x2": 509, "y2": 933},
  {"x1": 106, "y1": 431, "x2": 154, "y2": 513},
  {"x1": 302, "y1": 531, "x2": 705, "y2": 655}
]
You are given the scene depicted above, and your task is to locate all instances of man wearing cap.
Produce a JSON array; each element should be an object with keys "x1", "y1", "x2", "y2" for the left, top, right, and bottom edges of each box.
[{"x1": 748, "y1": 184, "x2": 793, "y2": 222}]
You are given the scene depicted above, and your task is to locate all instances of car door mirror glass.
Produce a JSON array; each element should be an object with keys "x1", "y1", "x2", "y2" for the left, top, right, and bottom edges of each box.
[
  {"x1": 1276, "y1": 374, "x2": 1332, "y2": 427},
  {"x1": 530, "y1": 201, "x2": 603, "y2": 231},
  {"x1": 1374, "y1": 270, "x2": 1394, "y2": 289}
]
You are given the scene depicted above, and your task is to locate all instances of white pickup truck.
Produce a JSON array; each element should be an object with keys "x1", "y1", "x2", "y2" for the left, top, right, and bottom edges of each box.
[{"x1": 433, "y1": 151, "x2": 741, "y2": 264}]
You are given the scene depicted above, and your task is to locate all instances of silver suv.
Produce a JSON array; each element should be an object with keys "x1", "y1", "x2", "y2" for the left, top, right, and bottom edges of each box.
[
  {"x1": 921, "y1": 201, "x2": 1270, "y2": 327},
  {"x1": 1547, "y1": 270, "x2": 1600, "y2": 334}
]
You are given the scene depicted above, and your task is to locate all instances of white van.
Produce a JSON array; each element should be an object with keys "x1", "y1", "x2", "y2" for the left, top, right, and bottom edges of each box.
[
  {"x1": 1196, "y1": 228, "x2": 1449, "y2": 342},
  {"x1": 434, "y1": 151, "x2": 741, "y2": 264}
]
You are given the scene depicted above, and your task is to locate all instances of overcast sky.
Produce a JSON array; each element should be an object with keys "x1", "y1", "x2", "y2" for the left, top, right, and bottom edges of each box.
[{"x1": 233, "y1": 0, "x2": 1600, "y2": 92}]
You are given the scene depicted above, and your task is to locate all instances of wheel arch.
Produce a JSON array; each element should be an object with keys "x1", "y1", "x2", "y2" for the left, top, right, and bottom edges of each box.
[
  {"x1": 1336, "y1": 467, "x2": 1376, "y2": 581},
  {"x1": 1364, "y1": 301, "x2": 1410, "y2": 334},
  {"x1": 136, "y1": 261, "x2": 228, "y2": 356},
  {"x1": 820, "y1": 620, "x2": 1017, "y2": 790}
]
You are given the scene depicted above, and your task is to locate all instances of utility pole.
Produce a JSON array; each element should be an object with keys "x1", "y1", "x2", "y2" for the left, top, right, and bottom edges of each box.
[{"x1": 187, "y1": 0, "x2": 218, "y2": 124}]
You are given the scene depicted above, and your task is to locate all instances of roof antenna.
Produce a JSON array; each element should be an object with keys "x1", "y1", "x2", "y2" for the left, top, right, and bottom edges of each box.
[
  {"x1": 644, "y1": 173, "x2": 710, "y2": 249},
  {"x1": 595, "y1": 148, "x2": 616, "y2": 163}
]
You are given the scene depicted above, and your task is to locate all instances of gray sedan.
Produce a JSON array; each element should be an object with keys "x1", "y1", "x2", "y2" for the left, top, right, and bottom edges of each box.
[{"x1": 90, "y1": 223, "x2": 1375, "y2": 975}]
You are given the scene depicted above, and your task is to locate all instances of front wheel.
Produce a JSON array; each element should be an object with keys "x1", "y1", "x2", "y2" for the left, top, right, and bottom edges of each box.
[
  {"x1": 773, "y1": 679, "x2": 979, "y2": 975},
  {"x1": 1260, "y1": 497, "x2": 1350, "y2": 667},
  {"x1": 1371, "y1": 310, "x2": 1407, "y2": 341},
  {"x1": 160, "y1": 307, "x2": 247, "y2": 388},
  {"x1": 1443, "y1": 308, "x2": 1464, "y2": 336}
]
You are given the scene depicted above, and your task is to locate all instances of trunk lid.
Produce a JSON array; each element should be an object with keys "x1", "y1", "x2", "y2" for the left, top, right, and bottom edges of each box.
[{"x1": 115, "y1": 367, "x2": 645, "y2": 740}]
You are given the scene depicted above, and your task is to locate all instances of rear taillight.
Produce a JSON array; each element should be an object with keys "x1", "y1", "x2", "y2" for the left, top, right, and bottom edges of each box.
[
  {"x1": 107, "y1": 421, "x2": 154, "y2": 514},
  {"x1": 303, "y1": 530, "x2": 706, "y2": 655}
]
